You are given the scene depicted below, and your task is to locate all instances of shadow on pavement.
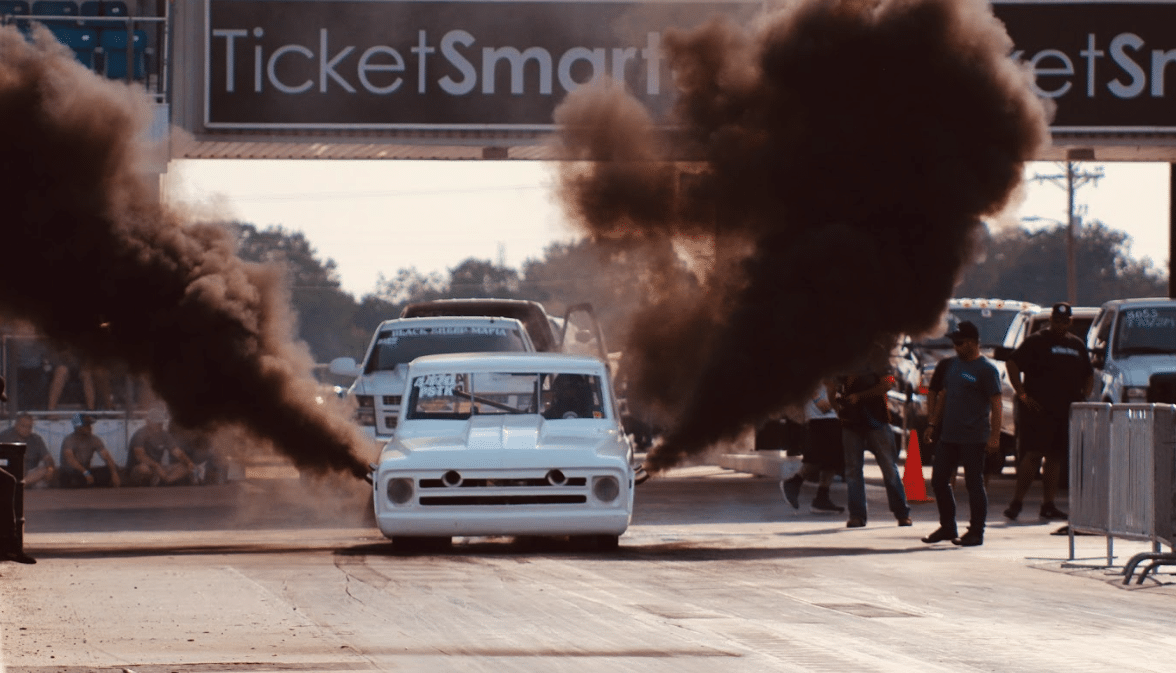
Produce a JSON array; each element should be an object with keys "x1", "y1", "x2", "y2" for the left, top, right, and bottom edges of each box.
[
  {"x1": 338, "y1": 538, "x2": 936, "y2": 562},
  {"x1": 23, "y1": 478, "x2": 373, "y2": 534}
]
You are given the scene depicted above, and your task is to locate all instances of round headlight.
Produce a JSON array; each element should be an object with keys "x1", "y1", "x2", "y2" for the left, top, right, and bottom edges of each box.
[
  {"x1": 386, "y1": 477, "x2": 414, "y2": 505},
  {"x1": 592, "y1": 475, "x2": 620, "y2": 503}
]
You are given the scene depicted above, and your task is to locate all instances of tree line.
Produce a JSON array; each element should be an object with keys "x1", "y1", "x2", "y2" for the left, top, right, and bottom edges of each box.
[
  {"x1": 954, "y1": 220, "x2": 1167, "y2": 305},
  {"x1": 232, "y1": 219, "x2": 1168, "y2": 366}
]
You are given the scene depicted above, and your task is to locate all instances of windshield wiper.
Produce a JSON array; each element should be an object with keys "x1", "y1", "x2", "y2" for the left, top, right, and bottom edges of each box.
[{"x1": 454, "y1": 389, "x2": 530, "y2": 414}]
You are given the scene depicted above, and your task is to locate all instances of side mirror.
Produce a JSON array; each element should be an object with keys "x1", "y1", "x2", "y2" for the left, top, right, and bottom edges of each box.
[
  {"x1": 993, "y1": 346, "x2": 1012, "y2": 362},
  {"x1": 1091, "y1": 350, "x2": 1105, "y2": 370},
  {"x1": 329, "y1": 356, "x2": 361, "y2": 377}
]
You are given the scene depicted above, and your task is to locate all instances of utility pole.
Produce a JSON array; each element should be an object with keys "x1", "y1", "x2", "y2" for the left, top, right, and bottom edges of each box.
[{"x1": 1029, "y1": 149, "x2": 1104, "y2": 305}]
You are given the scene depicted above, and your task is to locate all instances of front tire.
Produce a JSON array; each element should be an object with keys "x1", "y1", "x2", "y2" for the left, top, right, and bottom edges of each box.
[
  {"x1": 362, "y1": 491, "x2": 376, "y2": 527},
  {"x1": 392, "y1": 536, "x2": 452, "y2": 552},
  {"x1": 569, "y1": 534, "x2": 620, "y2": 552},
  {"x1": 595, "y1": 534, "x2": 620, "y2": 551}
]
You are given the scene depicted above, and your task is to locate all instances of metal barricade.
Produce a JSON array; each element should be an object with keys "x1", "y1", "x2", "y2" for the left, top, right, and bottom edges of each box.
[
  {"x1": 1068, "y1": 403, "x2": 1176, "y2": 582},
  {"x1": 1069, "y1": 403, "x2": 1112, "y2": 561},
  {"x1": 1123, "y1": 404, "x2": 1176, "y2": 583},
  {"x1": 1108, "y1": 405, "x2": 1157, "y2": 540}
]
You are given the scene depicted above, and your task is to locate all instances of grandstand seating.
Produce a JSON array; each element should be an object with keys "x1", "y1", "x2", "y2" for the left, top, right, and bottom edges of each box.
[
  {"x1": 100, "y1": 27, "x2": 145, "y2": 80},
  {"x1": 48, "y1": 24, "x2": 95, "y2": 66},
  {"x1": 30, "y1": 0, "x2": 77, "y2": 16},
  {"x1": 0, "y1": 0, "x2": 30, "y2": 28},
  {"x1": 6, "y1": 0, "x2": 151, "y2": 83},
  {"x1": 79, "y1": 0, "x2": 127, "y2": 28}
]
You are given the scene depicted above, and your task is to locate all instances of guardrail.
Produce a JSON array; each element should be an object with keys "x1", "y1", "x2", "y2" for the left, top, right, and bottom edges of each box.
[{"x1": 1068, "y1": 402, "x2": 1176, "y2": 583}]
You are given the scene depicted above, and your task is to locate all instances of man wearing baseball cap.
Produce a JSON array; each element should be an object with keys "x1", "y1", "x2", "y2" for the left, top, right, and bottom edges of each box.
[
  {"x1": 1003, "y1": 302, "x2": 1093, "y2": 522},
  {"x1": 59, "y1": 413, "x2": 122, "y2": 488},
  {"x1": 126, "y1": 407, "x2": 197, "y2": 486},
  {"x1": 920, "y1": 321, "x2": 1002, "y2": 547}
]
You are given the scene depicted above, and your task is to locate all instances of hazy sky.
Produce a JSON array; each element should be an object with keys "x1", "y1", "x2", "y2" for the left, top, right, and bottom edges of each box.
[
  {"x1": 163, "y1": 159, "x2": 1173, "y2": 299},
  {"x1": 164, "y1": 160, "x2": 577, "y2": 298}
]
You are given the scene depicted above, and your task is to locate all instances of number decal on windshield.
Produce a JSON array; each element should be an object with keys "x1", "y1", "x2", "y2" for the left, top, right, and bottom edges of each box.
[
  {"x1": 416, "y1": 373, "x2": 457, "y2": 398},
  {"x1": 1123, "y1": 309, "x2": 1176, "y2": 330}
]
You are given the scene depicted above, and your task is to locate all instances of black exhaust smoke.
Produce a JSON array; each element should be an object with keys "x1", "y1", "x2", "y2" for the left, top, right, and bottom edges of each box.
[
  {"x1": 0, "y1": 29, "x2": 373, "y2": 479},
  {"x1": 554, "y1": 0, "x2": 1050, "y2": 472}
]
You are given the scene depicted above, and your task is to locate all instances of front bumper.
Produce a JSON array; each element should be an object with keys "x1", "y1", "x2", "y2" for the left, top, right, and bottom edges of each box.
[{"x1": 374, "y1": 466, "x2": 633, "y2": 538}]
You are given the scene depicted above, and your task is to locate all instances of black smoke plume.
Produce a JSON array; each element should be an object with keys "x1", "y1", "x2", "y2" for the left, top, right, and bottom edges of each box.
[
  {"x1": 554, "y1": 0, "x2": 1050, "y2": 472},
  {"x1": 0, "y1": 28, "x2": 372, "y2": 479}
]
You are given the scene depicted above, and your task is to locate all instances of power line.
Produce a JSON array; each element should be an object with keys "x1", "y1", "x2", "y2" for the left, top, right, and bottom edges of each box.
[{"x1": 1029, "y1": 156, "x2": 1104, "y2": 304}]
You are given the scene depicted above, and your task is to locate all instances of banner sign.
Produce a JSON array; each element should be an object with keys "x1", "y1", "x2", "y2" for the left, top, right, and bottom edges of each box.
[
  {"x1": 205, "y1": 0, "x2": 1176, "y2": 132},
  {"x1": 205, "y1": 0, "x2": 756, "y2": 129},
  {"x1": 996, "y1": 2, "x2": 1176, "y2": 131}
]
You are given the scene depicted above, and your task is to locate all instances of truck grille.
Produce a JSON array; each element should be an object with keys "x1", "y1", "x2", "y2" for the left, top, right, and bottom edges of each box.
[
  {"x1": 420, "y1": 494, "x2": 587, "y2": 506},
  {"x1": 420, "y1": 477, "x2": 587, "y2": 488}
]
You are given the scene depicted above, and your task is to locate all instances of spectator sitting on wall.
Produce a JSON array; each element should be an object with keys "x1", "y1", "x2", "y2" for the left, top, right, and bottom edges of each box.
[
  {"x1": 12, "y1": 338, "x2": 56, "y2": 410},
  {"x1": 46, "y1": 351, "x2": 114, "y2": 411},
  {"x1": 0, "y1": 413, "x2": 55, "y2": 488},
  {"x1": 168, "y1": 422, "x2": 226, "y2": 485},
  {"x1": 126, "y1": 408, "x2": 196, "y2": 486},
  {"x1": 58, "y1": 413, "x2": 121, "y2": 488}
]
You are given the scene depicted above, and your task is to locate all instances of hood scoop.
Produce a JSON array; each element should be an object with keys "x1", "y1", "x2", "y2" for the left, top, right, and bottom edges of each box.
[{"x1": 464, "y1": 415, "x2": 542, "y2": 451}]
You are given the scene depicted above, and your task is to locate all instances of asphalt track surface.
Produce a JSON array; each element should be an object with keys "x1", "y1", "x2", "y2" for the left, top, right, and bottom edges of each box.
[{"x1": 2, "y1": 461, "x2": 1175, "y2": 673}]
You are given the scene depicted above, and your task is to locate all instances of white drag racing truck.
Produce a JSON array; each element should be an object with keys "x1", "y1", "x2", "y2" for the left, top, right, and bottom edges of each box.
[{"x1": 370, "y1": 352, "x2": 635, "y2": 551}]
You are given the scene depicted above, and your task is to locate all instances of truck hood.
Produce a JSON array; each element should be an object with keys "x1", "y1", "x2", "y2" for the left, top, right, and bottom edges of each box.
[
  {"x1": 349, "y1": 368, "x2": 405, "y2": 396},
  {"x1": 382, "y1": 415, "x2": 630, "y2": 468},
  {"x1": 1112, "y1": 353, "x2": 1176, "y2": 386}
]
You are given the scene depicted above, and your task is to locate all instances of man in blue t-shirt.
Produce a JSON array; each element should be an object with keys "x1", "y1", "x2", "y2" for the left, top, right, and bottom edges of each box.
[{"x1": 920, "y1": 321, "x2": 1002, "y2": 547}]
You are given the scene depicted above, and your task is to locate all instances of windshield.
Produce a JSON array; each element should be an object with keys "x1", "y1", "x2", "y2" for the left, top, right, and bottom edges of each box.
[
  {"x1": 1113, "y1": 307, "x2": 1176, "y2": 356},
  {"x1": 1028, "y1": 315, "x2": 1096, "y2": 340},
  {"x1": 405, "y1": 371, "x2": 606, "y2": 421},
  {"x1": 401, "y1": 302, "x2": 557, "y2": 352},
  {"x1": 917, "y1": 308, "x2": 1022, "y2": 349},
  {"x1": 364, "y1": 326, "x2": 528, "y2": 374}
]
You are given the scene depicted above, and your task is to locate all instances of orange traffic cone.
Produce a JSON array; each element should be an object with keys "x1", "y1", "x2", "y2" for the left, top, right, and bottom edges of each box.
[{"x1": 902, "y1": 429, "x2": 933, "y2": 503}]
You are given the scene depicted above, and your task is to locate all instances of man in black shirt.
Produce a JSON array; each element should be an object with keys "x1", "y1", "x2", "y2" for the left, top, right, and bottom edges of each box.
[
  {"x1": 1003, "y1": 303, "x2": 1093, "y2": 521},
  {"x1": 0, "y1": 377, "x2": 36, "y2": 563},
  {"x1": 837, "y1": 355, "x2": 912, "y2": 529}
]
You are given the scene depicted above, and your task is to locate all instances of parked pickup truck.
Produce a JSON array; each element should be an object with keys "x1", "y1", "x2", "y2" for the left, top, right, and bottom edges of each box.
[
  {"x1": 400, "y1": 298, "x2": 610, "y2": 363},
  {"x1": 330, "y1": 316, "x2": 537, "y2": 441},
  {"x1": 991, "y1": 304, "x2": 1098, "y2": 460},
  {"x1": 1084, "y1": 297, "x2": 1176, "y2": 404}
]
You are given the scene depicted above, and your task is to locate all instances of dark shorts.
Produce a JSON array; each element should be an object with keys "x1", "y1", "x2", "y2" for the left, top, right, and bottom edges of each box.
[
  {"x1": 58, "y1": 466, "x2": 116, "y2": 488},
  {"x1": 1019, "y1": 410, "x2": 1069, "y2": 459},
  {"x1": 803, "y1": 418, "x2": 845, "y2": 472}
]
